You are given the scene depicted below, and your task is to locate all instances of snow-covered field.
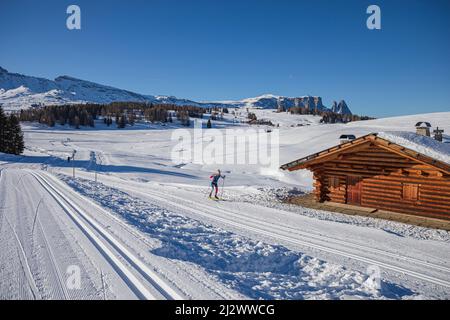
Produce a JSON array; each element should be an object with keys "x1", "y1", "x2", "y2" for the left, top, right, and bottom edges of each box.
[{"x1": 1, "y1": 110, "x2": 450, "y2": 300}]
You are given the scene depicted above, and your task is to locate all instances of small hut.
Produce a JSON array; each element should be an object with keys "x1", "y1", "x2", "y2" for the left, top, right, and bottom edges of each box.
[{"x1": 281, "y1": 132, "x2": 450, "y2": 220}]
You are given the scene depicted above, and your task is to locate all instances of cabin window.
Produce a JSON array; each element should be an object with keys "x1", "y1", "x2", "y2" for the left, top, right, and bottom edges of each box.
[
  {"x1": 402, "y1": 183, "x2": 419, "y2": 201},
  {"x1": 329, "y1": 176, "x2": 340, "y2": 189}
]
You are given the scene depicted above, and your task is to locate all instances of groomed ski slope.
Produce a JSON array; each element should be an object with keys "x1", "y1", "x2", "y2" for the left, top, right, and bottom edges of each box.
[
  {"x1": 1, "y1": 110, "x2": 450, "y2": 299},
  {"x1": 0, "y1": 169, "x2": 242, "y2": 300}
]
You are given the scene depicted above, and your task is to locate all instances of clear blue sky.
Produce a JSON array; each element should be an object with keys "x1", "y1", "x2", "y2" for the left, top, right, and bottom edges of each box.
[{"x1": 1, "y1": 0, "x2": 449, "y2": 117}]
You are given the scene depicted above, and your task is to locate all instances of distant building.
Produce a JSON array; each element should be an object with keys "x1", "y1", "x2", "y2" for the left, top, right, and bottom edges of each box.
[{"x1": 281, "y1": 132, "x2": 450, "y2": 220}]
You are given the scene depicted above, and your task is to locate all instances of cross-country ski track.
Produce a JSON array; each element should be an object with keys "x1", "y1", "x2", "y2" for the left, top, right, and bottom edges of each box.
[
  {"x1": 57, "y1": 169, "x2": 450, "y2": 296},
  {"x1": 2, "y1": 167, "x2": 450, "y2": 298},
  {"x1": 31, "y1": 171, "x2": 183, "y2": 300},
  {"x1": 1, "y1": 168, "x2": 240, "y2": 300}
]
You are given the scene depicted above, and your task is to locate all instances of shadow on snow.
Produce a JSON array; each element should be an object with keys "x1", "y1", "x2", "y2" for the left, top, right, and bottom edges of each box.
[{"x1": 0, "y1": 153, "x2": 197, "y2": 179}]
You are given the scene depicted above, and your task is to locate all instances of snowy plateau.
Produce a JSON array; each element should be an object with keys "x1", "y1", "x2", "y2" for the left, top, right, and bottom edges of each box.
[{"x1": 1, "y1": 104, "x2": 449, "y2": 300}]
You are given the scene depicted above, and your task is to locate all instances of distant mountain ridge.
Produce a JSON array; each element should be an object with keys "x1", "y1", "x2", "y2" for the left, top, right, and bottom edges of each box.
[{"x1": 0, "y1": 67, "x2": 351, "y2": 115}]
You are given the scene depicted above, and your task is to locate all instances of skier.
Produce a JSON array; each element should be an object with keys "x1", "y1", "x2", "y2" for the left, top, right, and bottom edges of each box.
[{"x1": 209, "y1": 169, "x2": 225, "y2": 200}]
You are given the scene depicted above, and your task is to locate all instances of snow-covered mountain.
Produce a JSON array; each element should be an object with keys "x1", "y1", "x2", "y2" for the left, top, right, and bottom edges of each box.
[
  {"x1": 0, "y1": 67, "x2": 351, "y2": 114},
  {"x1": 0, "y1": 66, "x2": 157, "y2": 109}
]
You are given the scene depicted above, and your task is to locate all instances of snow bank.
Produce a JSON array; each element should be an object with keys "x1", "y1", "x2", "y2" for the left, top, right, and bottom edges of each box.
[{"x1": 377, "y1": 131, "x2": 450, "y2": 165}]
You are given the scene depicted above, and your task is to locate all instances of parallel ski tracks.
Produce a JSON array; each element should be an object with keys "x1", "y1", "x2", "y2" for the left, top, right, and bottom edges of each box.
[
  {"x1": 0, "y1": 168, "x2": 40, "y2": 299},
  {"x1": 30, "y1": 171, "x2": 184, "y2": 300},
  {"x1": 126, "y1": 185, "x2": 450, "y2": 289}
]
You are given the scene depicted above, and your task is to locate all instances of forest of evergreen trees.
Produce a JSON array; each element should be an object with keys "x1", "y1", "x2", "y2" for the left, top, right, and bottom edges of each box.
[
  {"x1": 13, "y1": 100, "x2": 372, "y2": 132},
  {"x1": 17, "y1": 102, "x2": 227, "y2": 129},
  {"x1": 0, "y1": 105, "x2": 25, "y2": 155},
  {"x1": 319, "y1": 112, "x2": 374, "y2": 124}
]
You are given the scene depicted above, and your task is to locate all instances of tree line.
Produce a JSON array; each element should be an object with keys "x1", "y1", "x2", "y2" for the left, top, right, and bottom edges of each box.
[
  {"x1": 319, "y1": 112, "x2": 374, "y2": 124},
  {"x1": 17, "y1": 102, "x2": 228, "y2": 129},
  {"x1": 15, "y1": 100, "x2": 372, "y2": 130},
  {"x1": 0, "y1": 105, "x2": 25, "y2": 155},
  {"x1": 287, "y1": 106, "x2": 373, "y2": 123}
]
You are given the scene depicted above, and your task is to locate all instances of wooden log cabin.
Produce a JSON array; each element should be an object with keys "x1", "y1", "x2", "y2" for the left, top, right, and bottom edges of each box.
[{"x1": 281, "y1": 132, "x2": 450, "y2": 220}]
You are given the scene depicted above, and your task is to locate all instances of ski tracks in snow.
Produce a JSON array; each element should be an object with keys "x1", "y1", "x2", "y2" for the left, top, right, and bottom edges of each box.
[
  {"x1": 0, "y1": 168, "x2": 195, "y2": 300},
  {"x1": 30, "y1": 171, "x2": 184, "y2": 300},
  {"x1": 59, "y1": 173, "x2": 437, "y2": 299},
  {"x1": 34, "y1": 171, "x2": 243, "y2": 300},
  {"x1": 59, "y1": 173, "x2": 450, "y2": 298}
]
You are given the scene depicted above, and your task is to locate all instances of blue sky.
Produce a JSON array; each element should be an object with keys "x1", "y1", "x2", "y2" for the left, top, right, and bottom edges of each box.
[{"x1": 1, "y1": 0, "x2": 449, "y2": 117}]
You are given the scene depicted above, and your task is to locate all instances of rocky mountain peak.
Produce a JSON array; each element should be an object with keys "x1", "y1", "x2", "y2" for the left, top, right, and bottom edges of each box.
[{"x1": 338, "y1": 100, "x2": 352, "y2": 115}]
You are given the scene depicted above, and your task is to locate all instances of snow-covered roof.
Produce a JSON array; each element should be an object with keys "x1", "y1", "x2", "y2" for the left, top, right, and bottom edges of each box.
[
  {"x1": 377, "y1": 131, "x2": 450, "y2": 165},
  {"x1": 281, "y1": 131, "x2": 450, "y2": 172}
]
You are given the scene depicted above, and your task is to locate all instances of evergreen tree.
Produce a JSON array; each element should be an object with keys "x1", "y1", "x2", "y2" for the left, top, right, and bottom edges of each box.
[
  {"x1": 87, "y1": 114, "x2": 94, "y2": 127},
  {"x1": 7, "y1": 114, "x2": 24, "y2": 155},
  {"x1": 0, "y1": 108, "x2": 24, "y2": 155},
  {"x1": 117, "y1": 115, "x2": 126, "y2": 129},
  {"x1": 74, "y1": 116, "x2": 80, "y2": 129},
  {"x1": 129, "y1": 113, "x2": 135, "y2": 126},
  {"x1": 48, "y1": 114, "x2": 56, "y2": 127},
  {"x1": 0, "y1": 105, "x2": 7, "y2": 152}
]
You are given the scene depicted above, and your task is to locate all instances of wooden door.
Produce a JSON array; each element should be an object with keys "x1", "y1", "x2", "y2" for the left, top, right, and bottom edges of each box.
[{"x1": 346, "y1": 176, "x2": 362, "y2": 205}]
